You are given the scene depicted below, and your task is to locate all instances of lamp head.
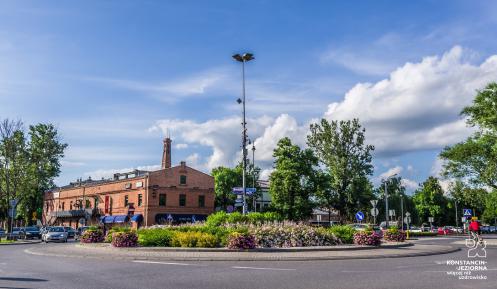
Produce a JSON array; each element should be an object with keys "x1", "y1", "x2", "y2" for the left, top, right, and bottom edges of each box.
[{"x1": 236, "y1": 98, "x2": 242, "y2": 104}]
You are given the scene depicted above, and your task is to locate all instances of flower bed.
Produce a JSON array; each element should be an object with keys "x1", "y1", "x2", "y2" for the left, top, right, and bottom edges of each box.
[
  {"x1": 250, "y1": 223, "x2": 340, "y2": 248},
  {"x1": 227, "y1": 232, "x2": 256, "y2": 249},
  {"x1": 170, "y1": 231, "x2": 218, "y2": 248},
  {"x1": 111, "y1": 231, "x2": 138, "y2": 247},
  {"x1": 383, "y1": 228, "x2": 406, "y2": 242},
  {"x1": 80, "y1": 229, "x2": 104, "y2": 243},
  {"x1": 353, "y1": 231, "x2": 382, "y2": 246}
]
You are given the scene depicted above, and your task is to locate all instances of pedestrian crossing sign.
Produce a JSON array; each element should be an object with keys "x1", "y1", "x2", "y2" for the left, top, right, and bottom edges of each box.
[{"x1": 463, "y1": 209, "x2": 472, "y2": 217}]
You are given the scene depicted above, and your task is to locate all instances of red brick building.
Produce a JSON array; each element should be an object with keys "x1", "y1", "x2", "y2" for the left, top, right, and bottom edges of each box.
[{"x1": 43, "y1": 138, "x2": 215, "y2": 228}]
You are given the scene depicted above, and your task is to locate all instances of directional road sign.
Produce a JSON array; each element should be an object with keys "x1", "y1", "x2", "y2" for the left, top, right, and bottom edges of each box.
[
  {"x1": 428, "y1": 217, "x2": 434, "y2": 223},
  {"x1": 463, "y1": 208, "x2": 472, "y2": 217},
  {"x1": 355, "y1": 211, "x2": 365, "y2": 222},
  {"x1": 232, "y1": 187, "x2": 257, "y2": 195},
  {"x1": 370, "y1": 208, "x2": 379, "y2": 217}
]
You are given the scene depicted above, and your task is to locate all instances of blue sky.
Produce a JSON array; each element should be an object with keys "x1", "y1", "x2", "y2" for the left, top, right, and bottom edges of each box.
[{"x1": 1, "y1": 1, "x2": 497, "y2": 192}]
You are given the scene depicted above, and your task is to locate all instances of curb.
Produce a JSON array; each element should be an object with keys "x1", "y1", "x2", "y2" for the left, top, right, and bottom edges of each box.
[
  {"x1": 0, "y1": 240, "x2": 42, "y2": 246},
  {"x1": 23, "y1": 244, "x2": 460, "y2": 262},
  {"x1": 76, "y1": 242, "x2": 413, "y2": 252}
]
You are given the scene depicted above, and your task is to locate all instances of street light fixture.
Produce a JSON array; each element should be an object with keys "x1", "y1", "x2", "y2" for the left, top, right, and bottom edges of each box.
[{"x1": 233, "y1": 52, "x2": 254, "y2": 215}]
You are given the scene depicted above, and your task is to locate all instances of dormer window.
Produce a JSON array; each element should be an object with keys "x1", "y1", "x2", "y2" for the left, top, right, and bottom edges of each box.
[{"x1": 180, "y1": 175, "x2": 187, "y2": 185}]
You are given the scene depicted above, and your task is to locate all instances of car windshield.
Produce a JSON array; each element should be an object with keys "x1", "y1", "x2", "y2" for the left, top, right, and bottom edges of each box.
[
  {"x1": 49, "y1": 227, "x2": 65, "y2": 232},
  {"x1": 25, "y1": 227, "x2": 38, "y2": 231}
]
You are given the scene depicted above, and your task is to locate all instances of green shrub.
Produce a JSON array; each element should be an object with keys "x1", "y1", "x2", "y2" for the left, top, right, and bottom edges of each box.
[
  {"x1": 205, "y1": 211, "x2": 282, "y2": 227},
  {"x1": 407, "y1": 231, "x2": 437, "y2": 237},
  {"x1": 105, "y1": 226, "x2": 132, "y2": 243},
  {"x1": 137, "y1": 228, "x2": 175, "y2": 247},
  {"x1": 171, "y1": 231, "x2": 218, "y2": 248},
  {"x1": 329, "y1": 225, "x2": 356, "y2": 244}
]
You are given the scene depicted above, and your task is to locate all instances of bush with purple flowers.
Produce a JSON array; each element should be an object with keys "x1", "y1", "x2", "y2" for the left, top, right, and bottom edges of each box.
[
  {"x1": 80, "y1": 229, "x2": 104, "y2": 243},
  {"x1": 383, "y1": 228, "x2": 406, "y2": 242},
  {"x1": 111, "y1": 231, "x2": 138, "y2": 247},
  {"x1": 353, "y1": 231, "x2": 382, "y2": 246},
  {"x1": 227, "y1": 232, "x2": 256, "y2": 249}
]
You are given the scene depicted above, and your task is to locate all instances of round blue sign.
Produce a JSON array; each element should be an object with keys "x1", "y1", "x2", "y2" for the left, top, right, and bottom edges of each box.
[{"x1": 355, "y1": 211, "x2": 365, "y2": 221}]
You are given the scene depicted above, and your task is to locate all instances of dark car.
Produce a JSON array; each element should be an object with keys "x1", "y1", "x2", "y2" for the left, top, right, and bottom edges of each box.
[
  {"x1": 64, "y1": 227, "x2": 76, "y2": 238},
  {"x1": 24, "y1": 226, "x2": 41, "y2": 239},
  {"x1": 11, "y1": 227, "x2": 25, "y2": 238}
]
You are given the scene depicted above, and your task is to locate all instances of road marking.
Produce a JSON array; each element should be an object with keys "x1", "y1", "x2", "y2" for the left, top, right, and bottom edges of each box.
[
  {"x1": 132, "y1": 260, "x2": 202, "y2": 266},
  {"x1": 232, "y1": 266, "x2": 295, "y2": 271}
]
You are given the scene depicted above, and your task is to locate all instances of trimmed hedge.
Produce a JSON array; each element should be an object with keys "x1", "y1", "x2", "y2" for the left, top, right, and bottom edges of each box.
[
  {"x1": 329, "y1": 225, "x2": 356, "y2": 244},
  {"x1": 171, "y1": 231, "x2": 218, "y2": 248},
  {"x1": 205, "y1": 211, "x2": 283, "y2": 227},
  {"x1": 353, "y1": 231, "x2": 381, "y2": 246},
  {"x1": 112, "y1": 231, "x2": 138, "y2": 247},
  {"x1": 407, "y1": 231, "x2": 437, "y2": 237},
  {"x1": 137, "y1": 228, "x2": 175, "y2": 247}
]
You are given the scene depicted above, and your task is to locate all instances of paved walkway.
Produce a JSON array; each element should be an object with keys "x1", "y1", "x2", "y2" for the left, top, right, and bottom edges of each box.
[{"x1": 24, "y1": 242, "x2": 460, "y2": 261}]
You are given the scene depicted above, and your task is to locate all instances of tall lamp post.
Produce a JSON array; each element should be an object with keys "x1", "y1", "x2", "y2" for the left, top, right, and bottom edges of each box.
[
  {"x1": 233, "y1": 52, "x2": 254, "y2": 215},
  {"x1": 251, "y1": 142, "x2": 256, "y2": 212},
  {"x1": 383, "y1": 173, "x2": 397, "y2": 228}
]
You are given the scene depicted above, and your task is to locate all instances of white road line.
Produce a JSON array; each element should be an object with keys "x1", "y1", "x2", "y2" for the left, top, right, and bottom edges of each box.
[
  {"x1": 232, "y1": 266, "x2": 295, "y2": 271},
  {"x1": 132, "y1": 260, "x2": 202, "y2": 266}
]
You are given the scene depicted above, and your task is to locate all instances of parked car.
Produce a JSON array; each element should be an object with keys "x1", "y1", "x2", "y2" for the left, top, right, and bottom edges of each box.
[
  {"x1": 75, "y1": 226, "x2": 91, "y2": 240},
  {"x1": 489, "y1": 226, "x2": 496, "y2": 233},
  {"x1": 42, "y1": 226, "x2": 68, "y2": 243},
  {"x1": 409, "y1": 226, "x2": 422, "y2": 233},
  {"x1": 64, "y1": 227, "x2": 76, "y2": 238},
  {"x1": 454, "y1": 227, "x2": 464, "y2": 234},
  {"x1": 438, "y1": 227, "x2": 454, "y2": 235},
  {"x1": 11, "y1": 227, "x2": 25, "y2": 238},
  {"x1": 348, "y1": 223, "x2": 370, "y2": 231},
  {"x1": 0, "y1": 228, "x2": 5, "y2": 238},
  {"x1": 481, "y1": 226, "x2": 490, "y2": 234},
  {"x1": 24, "y1": 226, "x2": 41, "y2": 239}
]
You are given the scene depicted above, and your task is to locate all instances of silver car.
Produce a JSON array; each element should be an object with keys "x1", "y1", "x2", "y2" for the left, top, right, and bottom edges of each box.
[{"x1": 42, "y1": 226, "x2": 68, "y2": 243}]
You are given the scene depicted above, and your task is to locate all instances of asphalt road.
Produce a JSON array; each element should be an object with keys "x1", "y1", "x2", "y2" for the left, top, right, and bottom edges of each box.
[{"x1": 0, "y1": 237, "x2": 495, "y2": 289}]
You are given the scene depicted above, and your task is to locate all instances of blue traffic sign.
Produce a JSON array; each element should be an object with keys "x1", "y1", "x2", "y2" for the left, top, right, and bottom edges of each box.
[
  {"x1": 191, "y1": 215, "x2": 196, "y2": 223},
  {"x1": 232, "y1": 187, "x2": 257, "y2": 195},
  {"x1": 463, "y1": 208, "x2": 472, "y2": 217},
  {"x1": 355, "y1": 211, "x2": 365, "y2": 221}
]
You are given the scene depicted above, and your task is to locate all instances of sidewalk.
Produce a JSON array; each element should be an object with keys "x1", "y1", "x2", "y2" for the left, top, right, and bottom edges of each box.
[{"x1": 24, "y1": 242, "x2": 460, "y2": 261}]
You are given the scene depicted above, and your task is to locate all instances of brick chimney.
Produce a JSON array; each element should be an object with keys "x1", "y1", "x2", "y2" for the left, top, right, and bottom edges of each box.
[{"x1": 162, "y1": 137, "x2": 172, "y2": 169}]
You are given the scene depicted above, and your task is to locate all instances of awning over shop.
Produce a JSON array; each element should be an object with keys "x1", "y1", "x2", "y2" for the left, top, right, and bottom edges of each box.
[
  {"x1": 99, "y1": 215, "x2": 129, "y2": 224},
  {"x1": 130, "y1": 214, "x2": 143, "y2": 222}
]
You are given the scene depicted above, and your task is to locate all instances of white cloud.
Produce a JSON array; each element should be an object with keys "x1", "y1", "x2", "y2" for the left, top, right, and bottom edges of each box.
[
  {"x1": 175, "y1": 143, "x2": 189, "y2": 149},
  {"x1": 379, "y1": 166, "x2": 403, "y2": 179},
  {"x1": 321, "y1": 48, "x2": 395, "y2": 76},
  {"x1": 401, "y1": 178, "x2": 419, "y2": 191},
  {"x1": 325, "y1": 46, "x2": 495, "y2": 156}
]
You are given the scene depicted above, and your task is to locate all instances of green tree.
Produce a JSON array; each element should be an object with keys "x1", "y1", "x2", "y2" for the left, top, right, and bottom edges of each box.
[
  {"x1": 375, "y1": 177, "x2": 419, "y2": 226},
  {"x1": 412, "y1": 177, "x2": 449, "y2": 226},
  {"x1": 440, "y1": 82, "x2": 497, "y2": 189},
  {"x1": 269, "y1": 137, "x2": 320, "y2": 221},
  {"x1": 211, "y1": 162, "x2": 260, "y2": 212},
  {"x1": 482, "y1": 191, "x2": 497, "y2": 225},
  {"x1": 449, "y1": 180, "x2": 487, "y2": 218},
  {"x1": 307, "y1": 118, "x2": 374, "y2": 221}
]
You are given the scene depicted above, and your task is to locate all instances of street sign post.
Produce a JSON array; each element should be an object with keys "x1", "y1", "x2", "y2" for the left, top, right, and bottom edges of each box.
[
  {"x1": 463, "y1": 208, "x2": 472, "y2": 217},
  {"x1": 428, "y1": 216, "x2": 434, "y2": 229},
  {"x1": 232, "y1": 187, "x2": 257, "y2": 195},
  {"x1": 370, "y1": 208, "x2": 379, "y2": 225},
  {"x1": 370, "y1": 200, "x2": 378, "y2": 207},
  {"x1": 355, "y1": 211, "x2": 365, "y2": 223}
]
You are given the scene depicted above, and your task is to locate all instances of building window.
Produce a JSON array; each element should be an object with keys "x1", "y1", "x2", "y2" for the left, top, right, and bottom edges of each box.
[
  {"x1": 180, "y1": 175, "x2": 187, "y2": 185},
  {"x1": 62, "y1": 202, "x2": 65, "y2": 210},
  {"x1": 198, "y1": 195, "x2": 205, "y2": 208},
  {"x1": 70, "y1": 201, "x2": 73, "y2": 210},
  {"x1": 179, "y1": 194, "x2": 186, "y2": 207},
  {"x1": 138, "y1": 194, "x2": 143, "y2": 206},
  {"x1": 124, "y1": 195, "x2": 129, "y2": 207},
  {"x1": 159, "y1": 194, "x2": 166, "y2": 206}
]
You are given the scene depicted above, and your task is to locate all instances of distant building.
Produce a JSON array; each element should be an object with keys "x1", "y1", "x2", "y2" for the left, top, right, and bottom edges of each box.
[
  {"x1": 43, "y1": 138, "x2": 215, "y2": 228},
  {"x1": 254, "y1": 180, "x2": 271, "y2": 211}
]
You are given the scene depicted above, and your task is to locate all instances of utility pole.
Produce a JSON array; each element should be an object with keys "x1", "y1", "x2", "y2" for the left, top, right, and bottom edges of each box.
[
  {"x1": 252, "y1": 142, "x2": 256, "y2": 212},
  {"x1": 400, "y1": 195, "x2": 404, "y2": 230},
  {"x1": 385, "y1": 181, "x2": 389, "y2": 228}
]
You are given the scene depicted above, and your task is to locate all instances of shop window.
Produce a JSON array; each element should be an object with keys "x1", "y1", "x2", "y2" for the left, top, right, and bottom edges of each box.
[
  {"x1": 159, "y1": 194, "x2": 166, "y2": 206},
  {"x1": 138, "y1": 194, "x2": 143, "y2": 206},
  {"x1": 85, "y1": 199, "x2": 91, "y2": 208},
  {"x1": 179, "y1": 194, "x2": 186, "y2": 207},
  {"x1": 198, "y1": 195, "x2": 205, "y2": 208},
  {"x1": 124, "y1": 195, "x2": 129, "y2": 207},
  {"x1": 180, "y1": 175, "x2": 187, "y2": 185},
  {"x1": 62, "y1": 202, "x2": 65, "y2": 211}
]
